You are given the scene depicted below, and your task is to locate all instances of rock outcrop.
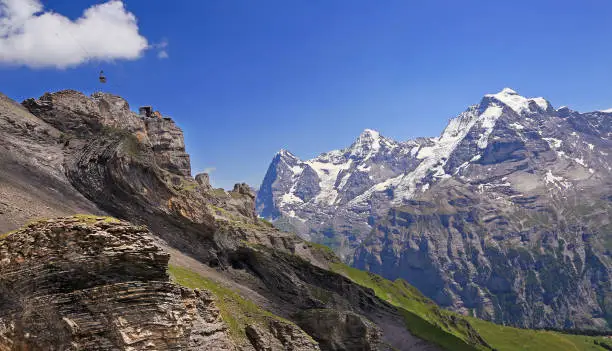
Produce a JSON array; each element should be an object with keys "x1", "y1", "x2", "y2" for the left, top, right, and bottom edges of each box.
[
  {"x1": 0, "y1": 217, "x2": 236, "y2": 350},
  {"x1": 295, "y1": 309, "x2": 382, "y2": 351},
  {"x1": 0, "y1": 216, "x2": 328, "y2": 351},
  {"x1": 23, "y1": 90, "x2": 191, "y2": 177}
]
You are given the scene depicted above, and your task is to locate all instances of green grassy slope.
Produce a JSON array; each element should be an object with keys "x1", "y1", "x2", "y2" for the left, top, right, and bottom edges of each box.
[
  {"x1": 330, "y1": 262, "x2": 612, "y2": 351},
  {"x1": 468, "y1": 317, "x2": 611, "y2": 351}
]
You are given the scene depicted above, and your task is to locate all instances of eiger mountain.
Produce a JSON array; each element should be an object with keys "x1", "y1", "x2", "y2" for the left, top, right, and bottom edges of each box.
[{"x1": 257, "y1": 88, "x2": 612, "y2": 330}]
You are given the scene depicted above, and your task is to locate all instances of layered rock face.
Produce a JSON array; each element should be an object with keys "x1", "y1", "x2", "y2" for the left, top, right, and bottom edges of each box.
[
  {"x1": 0, "y1": 93, "x2": 103, "y2": 234},
  {"x1": 144, "y1": 117, "x2": 192, "y2": 177},
  {"x1": 19, "y1": 90, "x2": 258, "y2": 265},
  {"x1": 0, "y1": 217, "x2": 329, "y2": 351},
  {"x1": 0, "y1": 217, "x2": 236, "y2": 350},
  {"x1": 258, "y1": 88, "x2": 612, "y2": 330},
  {"x1": 23, "y1": 90, "x2": 191, "y2": 177}
]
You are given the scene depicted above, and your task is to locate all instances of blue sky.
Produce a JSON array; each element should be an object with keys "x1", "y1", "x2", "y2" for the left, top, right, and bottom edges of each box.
[{"x1": 1, "y1": 1, "x2": 612, "y2": 188}]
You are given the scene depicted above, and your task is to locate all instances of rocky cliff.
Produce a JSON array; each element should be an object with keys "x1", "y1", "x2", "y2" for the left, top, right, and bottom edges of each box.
[
  {"x1": 0, "y1": 216, "x2": 317, "y2": 350},
  {"x1": 257, "y1": 88, "x2": 612, "y2": 330},
  {"x1": 0, "y1": 90, "x2": 451, "y2": 350}
]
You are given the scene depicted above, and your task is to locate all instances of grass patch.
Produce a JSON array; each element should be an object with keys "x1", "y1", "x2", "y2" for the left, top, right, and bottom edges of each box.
[
  {"x1": 467, "y1": 316, "x2": 611, "y2": 351},
  {"x1": 259, "y1": 218, "x2": 275, "y2": 228},
  {"x1": 168, "y1": 264, "x2": 304, "y2": 343},
  {"x1": 307, "y1": 242, "x2": 336, "y2": 256},
  {"x1": 180, "y1": 179, "x2": 199, "y2": 191},
  {"x1": 72, "y1": 214, "x2": 120, "y2": 224},
  {"x1": 213, "y1": 188, "x2": 228, "y2": 197},
  {"x1": 0, "y1": 229, "x2": 18, "y2": 240},
  {"x1": 306, "y1": 242, "x2": 340, "y2": 263},
  {"x1": 1, "y1": 215, "x2": 120, "y2": 240}
]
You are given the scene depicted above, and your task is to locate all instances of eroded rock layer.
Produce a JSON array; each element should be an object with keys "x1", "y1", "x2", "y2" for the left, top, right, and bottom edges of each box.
[{"x1": 0, "y1": 217, "x2": 318, "y2": 351}]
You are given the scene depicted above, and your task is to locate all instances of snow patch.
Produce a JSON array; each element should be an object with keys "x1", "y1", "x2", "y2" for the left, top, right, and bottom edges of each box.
[
  {"x1": 290, "y1": 165, "x2": 304, "y2": 176},
  {"x1": 357, "y1": 164, "x2": 371, "y2": 172},
  {"x1": 574, "y1": 158, "x2": 587, "y2": 167},
  {"x1": 543, "y1": 138, "x2": 562, "y2": 149},
  {"x1": 307, "y1": 159, "x2": 353, "y2": 205},
  {"x1": 485, "y1": 88, "x2": 549, "y2": 115},
  {"x1": 281, "y1": 192, "x2": 304, "y2": 205},
  {"x1": 509, "y1": 122, "x2": 525, "y2": 130},
  {"x1": 477, "y1": 105, "x2": 504, "y2": 149},
  {"x1": 544, "y1": 170, "x2": 571, "y2": 190}
]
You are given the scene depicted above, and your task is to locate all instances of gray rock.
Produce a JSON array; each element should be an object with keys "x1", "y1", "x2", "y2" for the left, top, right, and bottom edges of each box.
[
  {"x1": 295, "y1": 309, "x2": 382, "y2": 351},
  {"x1": 196, "y1": 172, "x2": 212, "y2": 188},
  {"x1": 0, "y1": 217, "x2": 236, "y2": 350}
]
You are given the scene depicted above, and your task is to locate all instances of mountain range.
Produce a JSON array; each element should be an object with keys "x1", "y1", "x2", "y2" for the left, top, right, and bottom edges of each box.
[
  {"x1": 257, "y1": 88, "x2": 612, "y2": 330},
  {"x1": 0, "y1": 89, "x2": 610, "y2": 350}
]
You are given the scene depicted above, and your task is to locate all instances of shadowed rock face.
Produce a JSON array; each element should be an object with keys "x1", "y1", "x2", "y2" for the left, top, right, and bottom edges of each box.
[
  {"x1": 295, "y1": 309, "x2": 382, "y2": 351},
  {"x1": 0, "y1": 93, "x2": 104, "y2": 234}
]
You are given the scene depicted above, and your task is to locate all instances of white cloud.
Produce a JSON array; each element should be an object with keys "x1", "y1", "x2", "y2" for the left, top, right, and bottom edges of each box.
[
  {"x1": 0, "y1": 0, "x2": 149, "y2": 68},
  {"x1": 153, "y1": 39, "x2": 168, "y2": 59}
]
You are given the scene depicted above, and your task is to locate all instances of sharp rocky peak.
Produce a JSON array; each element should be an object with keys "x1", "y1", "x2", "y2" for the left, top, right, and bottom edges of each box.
[
  {"x1": 358, "y1": 128, "x2": 381, "y2": 139},
  {"x1": 273, "y1": 149, "x2": 303, "y2": 167},
  {"x1": 276, "y1": 149, "x2": 300, "y2": 161}
]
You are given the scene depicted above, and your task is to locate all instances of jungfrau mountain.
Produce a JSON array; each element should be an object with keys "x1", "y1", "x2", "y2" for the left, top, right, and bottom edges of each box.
[{"x1": 257, "y1": 88, "x2": 612, "y2": 330}]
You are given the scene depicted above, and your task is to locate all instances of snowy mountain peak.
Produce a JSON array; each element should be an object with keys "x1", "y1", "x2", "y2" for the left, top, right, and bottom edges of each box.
[
  {"x1": 484, "y1": 88, "x2": 550, "y2": 115},
  {"x1": 499, "y1": 87, "x2": 519, "y2": 95},
  {"x1": 359, "y1": 128, "x2": 380, "y2": 139},
  {"x1": 277, "y1": 148, "x2": 296, "y2": 157},
  {"x1": 349, "y1": 129, "x2": 384, "y2": 159},
  {"x1": 275, "y1": 149, "x2": 300, "y2": 164}
]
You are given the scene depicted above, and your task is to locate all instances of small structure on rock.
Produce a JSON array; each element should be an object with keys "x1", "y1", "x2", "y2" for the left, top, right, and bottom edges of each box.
[
  {"x1": 139, "y1": 106, "x2": 171, "y2": 121},
  {"x1": 139, "y1": 106, "x2": 153, "y2": 118}
]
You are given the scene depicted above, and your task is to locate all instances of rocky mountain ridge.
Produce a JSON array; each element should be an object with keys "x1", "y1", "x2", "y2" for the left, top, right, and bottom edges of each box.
[
  {"x1": 1, "y1": 89, "x2": 609, "y2": 350},
  {"x1": 257, "y1": 88, "x2": 612, "y2": 330},
  {"x1": 0, "y1": 90, "x2": 448, "y2": 350}
]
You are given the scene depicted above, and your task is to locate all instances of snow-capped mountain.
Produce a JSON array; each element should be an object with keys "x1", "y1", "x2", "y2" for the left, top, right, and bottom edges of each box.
[{"x1": 257, "y1": 88, "x2": 612, "y2": 330}]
